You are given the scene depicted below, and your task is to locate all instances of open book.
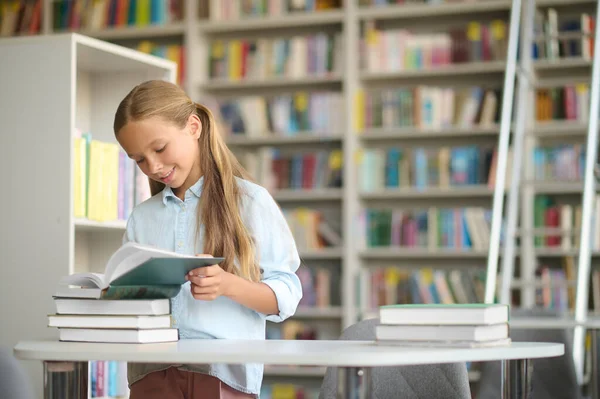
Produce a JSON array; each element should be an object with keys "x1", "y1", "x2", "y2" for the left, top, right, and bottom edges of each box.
[{"x1": 56, "y1": 242, "x2": 224, "y2": 300}]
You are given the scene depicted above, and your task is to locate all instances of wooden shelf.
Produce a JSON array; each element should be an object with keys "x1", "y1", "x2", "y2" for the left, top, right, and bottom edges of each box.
[
  {"x1": 202, "y1": 75, "x2": 343, "y2": 91},
  {"x1": 359, "y1": 125, "x2": 499, "y2": 141},
  {"x1": 74, "y1": 218, "x2": 127, "y2": 232},
  {"x1": 272, "y1": 189, "x2": 343, "y2": 202},
  {"x1": 294, "y1": 307, "x2": 343, "y2": 319},
  {"x1": 531, "y1": 121, "x2": 590, "y2": 138},
  {"x1": 361, "y1": 185, "x2": 493, "y2": 200},
  {"x1": 536, "y1": 0, "x2": 597, "y2": 6},
  {"x1": 299, "y1": 247, "x2": 343, "y2": 259},
  {"x1": 226, "y1": 134, "x2": 343, "y2": 147},
  {"x1": 534, "y1": 57, "x2": 592, "y2": 71},
  {"x1": 64, "y1": 23, "x2": 185, "y2": 40},
  {"x1": 530, "y1": 181, "x2": 583, "y2": 194},
  {"x1": 360, "y1": 248, "x2": 489, "y2": 259},
  {"x1": 198, "y1": 10, "x2": 344, "y2": 33},
  {"x1": 360, "y1": 61, "x2": 506, "y2": 81},
  {"x1": 357, "y1": 0, "x2": 511, "y2": 20}
]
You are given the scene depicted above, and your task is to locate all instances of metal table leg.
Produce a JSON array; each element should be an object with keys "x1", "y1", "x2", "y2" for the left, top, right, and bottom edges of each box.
[
  {"x1": 591, "y1": 329, "x2": 599, "y2": 399},
  {"x1": 337, "y1": 367, "x2": 371, "y2": 399},
  {"x1": 43, "y1": 361, "x2": 88, "y2": 399},
  {"x1": 501, "y1": 359, "x2": 533, "y2": 399}
]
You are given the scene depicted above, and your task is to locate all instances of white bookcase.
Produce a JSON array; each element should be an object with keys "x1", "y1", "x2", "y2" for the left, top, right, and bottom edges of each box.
[{"x1": 0, "y1": 32, "x2": 176, "y2": 397}]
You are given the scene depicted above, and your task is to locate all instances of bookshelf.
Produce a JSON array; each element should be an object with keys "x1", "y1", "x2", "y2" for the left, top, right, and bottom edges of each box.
[{"x1": 0, "y1": 33, "x2": 176, "y2": 397}]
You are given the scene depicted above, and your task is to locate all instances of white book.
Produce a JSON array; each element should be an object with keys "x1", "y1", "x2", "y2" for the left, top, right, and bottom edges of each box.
[
  {"x1": 379, "y1": 304, "x2": 509, "y2": 326},
  {"x1": 48, "y1": 314, "x2": 172, "y2": 329},
  {"x1": 375, "y1": 323, "x2": 508, "y2": 342},
  {"x1": 58, "y1": 328, "x2": 179, "y2": 344},
  {"x1": 54, "y1": 298, "x2": 170, "y2": 316}
]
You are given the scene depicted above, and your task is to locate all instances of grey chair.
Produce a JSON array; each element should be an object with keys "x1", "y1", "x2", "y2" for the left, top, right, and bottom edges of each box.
[
  {"x1": 0, "y1": 347, "x2": 34, "y2": 399},
  {"x1": 318, "y1": 318, "x2": 472, "y2": 399},
  {"x1": 475, "y1": 308, "x2": 582, "y2": 399}
]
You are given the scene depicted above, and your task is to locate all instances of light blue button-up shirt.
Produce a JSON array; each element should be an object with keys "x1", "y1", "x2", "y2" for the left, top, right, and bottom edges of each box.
[{"x1": 122, "y1": 176, "x2": 302, "y2": 396}]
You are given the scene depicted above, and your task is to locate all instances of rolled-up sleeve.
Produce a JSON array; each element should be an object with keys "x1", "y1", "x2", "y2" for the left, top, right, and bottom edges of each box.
[{"x1": 248, "y1": 187, "x2": 302, "y2": 323}]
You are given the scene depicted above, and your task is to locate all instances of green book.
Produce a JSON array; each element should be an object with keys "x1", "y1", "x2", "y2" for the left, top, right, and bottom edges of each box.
[{"x1": 56, "y1": 242, "x2": 224, "y2": 300}]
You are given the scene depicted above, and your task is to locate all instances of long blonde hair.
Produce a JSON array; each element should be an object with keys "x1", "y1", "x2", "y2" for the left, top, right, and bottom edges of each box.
[{"x1": 113, "y1": 80, "x2": 260, "y2": 282}]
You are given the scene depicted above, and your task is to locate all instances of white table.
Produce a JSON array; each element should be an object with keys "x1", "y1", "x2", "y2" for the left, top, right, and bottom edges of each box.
[{"x1": 14, "y1": 339, "x2": 564, "y2": 399}]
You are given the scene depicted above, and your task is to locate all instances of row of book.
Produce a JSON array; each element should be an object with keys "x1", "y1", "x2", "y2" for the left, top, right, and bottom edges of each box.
[
  {"x1": 282, "y1": 208, "x2": 342, "y2": 251},
  {"x1": 73, "y1": 131, "x2": 150, "y2": 223},
  {"x1": 267, "y1": 320, "x2": 318, "y2": 340},
  {"x1": 52, "y1": 0, "x2": 183, "y2": 31},
  {"x1": 357, "y1": 207, "x2": 493, "y2": 251},
  {"x1": 208, "y1": 33, "x2": 343, "y2": 81},
  {"x1": 208, "y1": 0, "x2": 341, "y2": 21},
  {"x1": 361, "y1": 19, "x2": 509, "y2": 73},
  {"x1": 136, "y1": 40, "x2": 186, "y2": 86},
  {"x1": 533, "y1": 266, "x2": 571, "y2": 312},
  {"x1": 260, "y1": 383, "x2": 319, "y2": 399},
  {"x1": 217, "y1": 92, "x2": 344, "y2": 137},
  {"x1": 535, "y1": 84, "x2": 590, "y2": 123},
  {"x1": 532, "y1": 196, "x2": 589, "y2": 250},
  {"x1": 369, "y1": 268, "x2": 486, "y2": 309},
  {"x1": 358, "y1": 0, "x2": 454, "y2": 5},
  {"x1": 533, "y1": 144, "x2": 585, "y2": 182},
  {"x1": 533, "y1": 9, "x2": 595, "y2": 61},
  {"x1": 360, "y1": 145, "x2": 497, "y2": 191},
  {"x1": 0, "y1": 0, "x2": 41, "y2": 37},
  {"x1": 89, "y1": 360, "x2": 128, "y2": 398},
  {"x1": 357, "y1": 86, "x2": 501, "y2": 131},
  {"x1": 297, "y1": 265, "x2": 341, "y2": 309},
  {"x1": 242, "y1": 148, "x2": 343, "y2": 193}
]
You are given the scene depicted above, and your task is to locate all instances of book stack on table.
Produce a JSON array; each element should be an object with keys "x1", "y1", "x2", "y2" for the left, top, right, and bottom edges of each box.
[
  {"x1": 48, "y1": 242, "x2": 223, "y2": 344},
  {"x1": 375, "y1": 304, "x2": 511, "y2": 347}
]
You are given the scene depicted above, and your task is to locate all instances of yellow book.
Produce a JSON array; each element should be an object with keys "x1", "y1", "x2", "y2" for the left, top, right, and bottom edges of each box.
[
  {"x1": 136, "y1": 0, "x2": 150, "y2": 26},
  {"x1": 87, "y1": 140, "x2": 104, "y2": 221},
  {"x1": 228, "y1": 40, "x2": 242, "y2": 81},
  {"x1": 106, "y1": 143, "x2": 120, "y2": 221}
]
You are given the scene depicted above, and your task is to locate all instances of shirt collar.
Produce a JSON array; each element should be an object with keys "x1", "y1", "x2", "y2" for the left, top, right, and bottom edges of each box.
[{"x1": 162, "y1": 176, "x2": 204, "y2": 204}]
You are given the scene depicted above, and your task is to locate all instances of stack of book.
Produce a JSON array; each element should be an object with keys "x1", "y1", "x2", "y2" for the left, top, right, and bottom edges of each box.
[
  {"x1": 48, "y1": 242, "x2": 224, "y2": 344},
  {"x1": 375, "y1": 303, "x2": 511, "y2": 347}
]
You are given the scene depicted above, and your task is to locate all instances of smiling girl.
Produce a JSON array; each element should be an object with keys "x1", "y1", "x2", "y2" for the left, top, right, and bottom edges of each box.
[{"x1": 114, "y1": 80, "x2": 302, "y2": 399}]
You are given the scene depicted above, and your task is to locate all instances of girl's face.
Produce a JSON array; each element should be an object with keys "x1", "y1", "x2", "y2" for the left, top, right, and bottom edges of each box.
[{"x1": 117, "y1": 115, "x2": 202, "y2": 198}]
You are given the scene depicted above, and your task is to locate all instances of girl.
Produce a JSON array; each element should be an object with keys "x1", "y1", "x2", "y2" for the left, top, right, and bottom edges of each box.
[{"x1": 114, "y1": 80, "x2": 303, "y2": 398}]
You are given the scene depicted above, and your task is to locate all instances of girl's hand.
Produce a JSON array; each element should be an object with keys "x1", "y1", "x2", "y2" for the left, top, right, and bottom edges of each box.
[{"x1": 185, "y1": 254, "x2": 232, "y2": 301}]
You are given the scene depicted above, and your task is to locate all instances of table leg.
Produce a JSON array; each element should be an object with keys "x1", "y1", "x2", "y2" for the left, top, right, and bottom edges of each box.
[
  {"x1": 43, "y1": 360, "x2": 88, "y2": 399},
  {"x1": 591, "y1": 329, "x2": 599, "y2": 399},
  {"x1": 501, "y1": 359, "x2": 533, "y2": 399},
  {"x1": 336, "y1": 367, "x2": 371, "y2": 399}
]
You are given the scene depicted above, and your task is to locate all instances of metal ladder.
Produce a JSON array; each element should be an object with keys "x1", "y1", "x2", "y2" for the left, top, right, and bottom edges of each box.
[{"x1": 485, "y1": 0, "x2": 600, "y2": 386}]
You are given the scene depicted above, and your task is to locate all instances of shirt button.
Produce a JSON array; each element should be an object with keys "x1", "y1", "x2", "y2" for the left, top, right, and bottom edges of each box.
[{"x1": 177, "y1": 241, "x2": 183, "y2": 248}]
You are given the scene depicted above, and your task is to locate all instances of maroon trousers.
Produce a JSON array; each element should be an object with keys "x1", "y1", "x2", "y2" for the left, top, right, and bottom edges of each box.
[{"x1": 129, "y1": 367, "x2": 256, "y2": 399}]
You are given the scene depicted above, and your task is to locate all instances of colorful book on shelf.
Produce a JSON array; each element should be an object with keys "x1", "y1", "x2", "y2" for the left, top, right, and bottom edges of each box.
[{"x1": 56, "y1": 242, "x2": 224, "y2": 300}]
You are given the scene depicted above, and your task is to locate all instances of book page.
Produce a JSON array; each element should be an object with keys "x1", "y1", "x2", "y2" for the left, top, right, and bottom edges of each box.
[
  {"x1": 59, "y1": 273, "x2": 105, "y2": 289},
  {"x1": 106, "y1": 242, "x2": 197, "y2": 284}
]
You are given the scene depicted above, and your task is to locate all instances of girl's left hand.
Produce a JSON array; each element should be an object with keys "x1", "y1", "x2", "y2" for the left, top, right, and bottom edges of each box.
[{"x1": 186, "y1": 259, "x2": 232, "y2": 301}]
